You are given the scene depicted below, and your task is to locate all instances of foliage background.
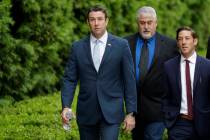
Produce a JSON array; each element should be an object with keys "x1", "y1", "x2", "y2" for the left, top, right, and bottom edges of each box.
[
  {"x1": 0, "y1": 0, "x2": 209, "y2": 139},
  {"x1": 1, "y1": 0, "x2": 210, "y2": 100}
]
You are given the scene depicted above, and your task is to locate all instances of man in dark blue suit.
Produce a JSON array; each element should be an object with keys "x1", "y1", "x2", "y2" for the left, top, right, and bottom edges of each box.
[
  {"x1": 61, "y1": 5, "x2": 137, "y2": 140},
  {"x1": 163, "y1": 26, "x2": 210, "y2": 139}
]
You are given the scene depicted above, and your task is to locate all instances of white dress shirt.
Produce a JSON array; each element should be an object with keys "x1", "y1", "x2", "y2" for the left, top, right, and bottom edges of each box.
[
  {"x1": 180, "y1": 52, "x2": 197, "y2": 115},
  {"x1": 90, "y1": 31, "x2": 108, "y2": 65}
]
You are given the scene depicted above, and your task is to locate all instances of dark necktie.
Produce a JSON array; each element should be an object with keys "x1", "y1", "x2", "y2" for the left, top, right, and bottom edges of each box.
[
  {"x1": 139, "y1": 40, "x2": 149, "y2": 81},
  {"x1": 185, "y1": 59, "x2": 193, "y2": 118}
]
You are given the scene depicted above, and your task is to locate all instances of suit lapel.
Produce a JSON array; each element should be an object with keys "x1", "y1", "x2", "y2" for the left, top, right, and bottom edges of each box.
[
  {"x1": 98, "y1": 33, "x2": 113, "y2": 72},
  {"x1": 153, "y1": 33, "x2": 163, "y2": 66},
  {"x1": 84, "y1": 36, "x2": 96, "y2": 70},
  {"x1": 193, "y1": 56, "x2": 201, "y2": 91},
  {"x1": 171, "y1": 56, "x2": 182, "y2": 103},
  {"x1": 154, "y1": 33, "x2": 161, "y2": 60},
  {"x1": 129, "y1": 33, "x2": 138, "y2": 63},
  {"x1": 176, "y1": 56, "x2": 182, "y2": 96},
  {"x1": 126, "y1": 33, "x2": 138, "y2": 78}
]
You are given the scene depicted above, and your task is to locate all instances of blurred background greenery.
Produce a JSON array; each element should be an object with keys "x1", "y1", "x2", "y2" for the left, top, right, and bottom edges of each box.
[
  {"x1": 1, "y1": 0, "x2": 210, "y2": 101},
  {"x1": 0, "y1": 0, "x2": 209, "y2": 139}
]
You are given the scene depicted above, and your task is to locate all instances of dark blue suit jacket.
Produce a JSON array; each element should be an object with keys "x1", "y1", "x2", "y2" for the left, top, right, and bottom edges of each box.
[
  {"x1": 163, "y1": 55, "x2": 210, "y2": 137},
  {"x1": 61, "y1": 33, "x2": 137, "y2": 125}
]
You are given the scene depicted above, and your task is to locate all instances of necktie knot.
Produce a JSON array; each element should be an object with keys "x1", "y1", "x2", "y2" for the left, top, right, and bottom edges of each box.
[
  {"x1": 143, "y1": 39, "x2": 148, "y2": 44},
  {"x1": 185, "y1": 59, "x2": 190, "y2": 64},
  {"x1": 95, "y1": 39, "x2": 99, "y2": 46}
]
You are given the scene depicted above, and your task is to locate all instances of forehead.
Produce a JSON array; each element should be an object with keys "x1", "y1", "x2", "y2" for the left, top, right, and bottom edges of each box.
[
  {"x1": 178, "y1": 30, "x2": 192, "y2": 37},
  {"x1": 89, "y1": 11, "x2": 105, "y2": 18},
  {"x1": 139, "y1": 13, "x2": 156, "y2": 21}
]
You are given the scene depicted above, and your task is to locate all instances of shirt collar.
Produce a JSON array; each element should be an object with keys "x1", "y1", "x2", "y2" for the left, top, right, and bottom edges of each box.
[
  {"x1": 148, "y1": 33, "x2": 156, "y2": 42},
  {"x1": 90, "y1": 31, "x2": 108, "y2": 44},
  {"x1": 181, "y1": 51, "x2": 197, "y2": 64}
]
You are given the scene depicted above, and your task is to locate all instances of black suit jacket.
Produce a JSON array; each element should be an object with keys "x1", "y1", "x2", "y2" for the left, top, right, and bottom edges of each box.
[
  {"x1": 206, "y1": 36, "x2": 210, "y2": 59},
  {"x1": 163, "y1": 55, "x2": 210, "y2": 137},
  {"x1": 125, "y1": 32, "x2": 179, "y2": 122}
]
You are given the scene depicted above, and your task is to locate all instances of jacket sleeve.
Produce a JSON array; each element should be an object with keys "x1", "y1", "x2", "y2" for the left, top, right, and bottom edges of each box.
[
  {"x1": 61, "y1": 44, "x2": 78, "y2": 109},
  {"x1": 121, "y1": 40, "x2": 137, "y2": 113}
]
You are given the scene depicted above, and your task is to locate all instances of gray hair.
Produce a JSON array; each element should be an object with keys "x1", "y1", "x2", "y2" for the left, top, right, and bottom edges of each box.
[{"x1": 136, "y1": 6, "x2": 157, "y2": 20}]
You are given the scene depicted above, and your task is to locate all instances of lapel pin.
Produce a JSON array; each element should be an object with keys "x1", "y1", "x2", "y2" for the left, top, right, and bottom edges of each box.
[{"x1": 108, "y1": 43, "x2": 111, "y2": 46}]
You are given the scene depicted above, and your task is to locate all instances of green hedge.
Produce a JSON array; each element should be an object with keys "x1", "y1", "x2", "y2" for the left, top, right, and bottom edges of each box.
[
  {"x1": 0, "y1": 92, "x2": 135, "y2": 139},
  {"x1": 1, "y1": 0, "x2": 74, "y2": 100},
  {"x1": 1, "y1": 0, "x2": 210, "y2": 100}
]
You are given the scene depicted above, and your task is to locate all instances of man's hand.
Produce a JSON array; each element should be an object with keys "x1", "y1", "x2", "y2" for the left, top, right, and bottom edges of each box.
[
  {"x1": 61, "y1": 108, "x2": 73, "y2": 124},
  {"x1": 123, "y1": 113, "x2": 135, "y2": 132}
]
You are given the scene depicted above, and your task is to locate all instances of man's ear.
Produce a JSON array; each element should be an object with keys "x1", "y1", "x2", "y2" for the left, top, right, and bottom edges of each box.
[
  {"x1": 193, "y1": 38, "x2": 198, "y2": 46},
  {"x1": 87, "y1": 19, "x2": 89, "y2": 25},
  {"x1": 106, "y1": 18, "x2": 109, "y2": 26}
]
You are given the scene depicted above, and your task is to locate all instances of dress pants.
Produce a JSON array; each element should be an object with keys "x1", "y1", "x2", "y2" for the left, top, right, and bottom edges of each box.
[
  {"x1": 78, "y1": 121, "x2": 120, "y2": 140},
  {"x1": 78, "y1": 104, "x2": 120, "y2": 140},
  {"x1": 168, "y1": 118, "x2": 210, "y2": 140},
  {"x1": 132, "y1": 115, "x2": 165, "y2": 140}
]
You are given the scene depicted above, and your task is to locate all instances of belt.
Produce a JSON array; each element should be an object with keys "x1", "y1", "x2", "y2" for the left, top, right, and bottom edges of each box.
[{"x1": 179, "y1": 114, "x2": 193, "y2": 121}]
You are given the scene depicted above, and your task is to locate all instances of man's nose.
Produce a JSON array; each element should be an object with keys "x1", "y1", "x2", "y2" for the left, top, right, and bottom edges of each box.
[
  {"x1": 182, "y1": 38, "x2": 187, "y2": 43},
  {"x1": 181, "y1": 40, "x2": 186, "y2": 45},
  {"x1": 144, "y1": 23, "x2": 148, "y2": 28},
  {"x1": 95, "y1": 19, "x2": 99, "y2": 25}
]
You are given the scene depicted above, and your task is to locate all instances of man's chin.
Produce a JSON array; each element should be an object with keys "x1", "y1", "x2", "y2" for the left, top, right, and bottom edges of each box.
[
  {"x1": 141, "y1": 34, "x2": 152, "y2": 39},
  {"x1": 92, "y1": 32, "x2": 103, "y2": 38}
]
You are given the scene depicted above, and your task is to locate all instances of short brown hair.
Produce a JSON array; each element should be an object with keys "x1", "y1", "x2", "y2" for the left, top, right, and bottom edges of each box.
[
  {"x1": 87, "y1": 5, "x2": 108, "y2": 20},
  {"x1": 176, "y1": 26, "x2": 198, "y2": 40}
]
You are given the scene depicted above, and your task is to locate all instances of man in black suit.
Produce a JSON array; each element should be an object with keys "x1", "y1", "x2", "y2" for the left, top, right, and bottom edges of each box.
[
  {"x1": 206, "y1": 36, "x2": 210, "y2": 59},
  {"x1": 61, "y1": 5, "x2": 137, "y2": 140},
  {"x1": 125, "y1": 6, "x2": 179, "y2": 140},
  {"x1": 163, "y1": 26, "x2": 210, "y2": 140}
]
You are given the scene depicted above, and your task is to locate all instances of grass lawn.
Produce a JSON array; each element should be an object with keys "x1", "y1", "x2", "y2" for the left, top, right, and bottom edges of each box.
[
  {"x1": 0, "y1": 89, "x2": 132, "y2": 139},
  {"x1": 0, "y1": 92, "x2": 79, "y2": 139}
]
